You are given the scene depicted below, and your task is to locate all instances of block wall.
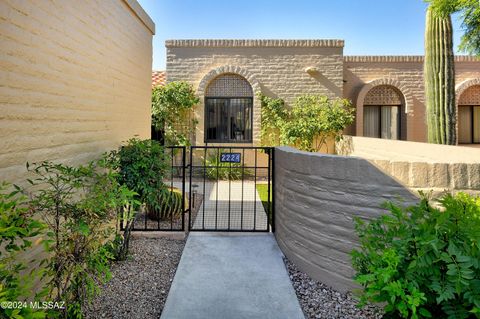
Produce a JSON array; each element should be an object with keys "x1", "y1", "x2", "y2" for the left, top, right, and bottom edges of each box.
[
  {"x1": 0, "y1": 0, "x2": 154, "y2": 185},
  {"x1": 343, "y1": 56, "x2": 480, "y2": 142},
  {"x1": 166, "y1": 40, "x2": 345, "y2": 145}
]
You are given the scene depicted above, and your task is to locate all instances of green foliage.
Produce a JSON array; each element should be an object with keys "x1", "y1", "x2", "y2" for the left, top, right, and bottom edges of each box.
[
  {"x1": 426, "y1": 0, "x2": 480, "y2": 56},
  {"x1": 260, "y1": 94, "x2": 354, "y2": 152},
  {"x1": 0, "y1": 183, "x2": 47, "y2": 319},
  {"x1": 424, "y1": 5, "x2": 457, "y2": 145},
  {"x1": 259, "y1": 94, "x2": 288, "y2": 147},
  {"x1": 27, "y1": 158, "x2": 137, "y2": 319},
  {"x1": 111, "y1": 138, "x2": 169, "y2": 210},
  {"x1": 204, "y1": 151, "x2": 251, "y2": 180},
  {"x1": 281, "y1": 95, "x2": 354, "y2": 152},
  {"x1": 351, "y1": 193, "x2": 480, "y2": 319},
  {"x1": 151, "y1": 81, "x2": 199, "y2": 146}
]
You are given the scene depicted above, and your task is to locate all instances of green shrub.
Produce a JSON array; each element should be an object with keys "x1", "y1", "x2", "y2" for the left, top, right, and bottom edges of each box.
[
  {"x1": 111, "y1": 138, "x2": 169, "y2": 206},
  {"x1": 351, "y1": 193, "x2": 480, "y2": 319},
  {"x1": 259, "y1": 93, "x2": 355, "y2": 152},
  {"x1": 152, "y1": 81, "x2": 199, "y2": 146},
  {"x1": 27, "y1": 158, "x2": 137, "y2": 319},
  {"x1": 0, "y1": 182, "x2": 47, "y2": 319}
]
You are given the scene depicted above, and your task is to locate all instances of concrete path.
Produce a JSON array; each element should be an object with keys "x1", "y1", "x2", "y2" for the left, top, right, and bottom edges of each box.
[
  {"x1": 160, "y1": 233, "x2": 304, "y2": 319},
  {"x1": 174, "y1": 181, "x2": 269, "y2": 231}
]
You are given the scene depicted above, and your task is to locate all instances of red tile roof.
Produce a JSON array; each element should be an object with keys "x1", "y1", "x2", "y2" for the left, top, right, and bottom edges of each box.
[{"x1": 152, "y1": 70, "x2": 166, "y2": 87}]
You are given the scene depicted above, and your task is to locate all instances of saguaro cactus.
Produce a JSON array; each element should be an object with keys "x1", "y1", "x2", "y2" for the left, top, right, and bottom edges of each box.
[{"x1": 424, "y1": 6, "x2": 456, "y2": 145}]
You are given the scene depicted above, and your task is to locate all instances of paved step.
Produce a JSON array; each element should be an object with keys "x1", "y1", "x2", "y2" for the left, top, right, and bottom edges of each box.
[{"x1": 161, "y1": 232, "x2": 304, "y2": 319}]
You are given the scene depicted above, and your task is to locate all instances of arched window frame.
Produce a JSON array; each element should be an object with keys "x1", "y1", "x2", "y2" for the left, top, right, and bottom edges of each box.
[{"x1": 204, "y1": 74, "x2": 254, "y2": 143}]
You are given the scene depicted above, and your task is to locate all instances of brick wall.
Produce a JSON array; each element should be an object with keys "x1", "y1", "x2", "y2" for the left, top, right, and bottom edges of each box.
[
  {"x1": 0, "y1": 0, "x2": 154, "y2": 185},
  {"x1": 166, "y1": 39, "x2": 345, "y2": 145},
  {"x1": 344, "y1": 56, "x2": 480, "y2": 142}
]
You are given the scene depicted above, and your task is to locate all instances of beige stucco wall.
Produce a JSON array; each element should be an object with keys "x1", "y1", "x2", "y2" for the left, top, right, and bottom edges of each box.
[
  {"x1": 0, "y1": 0, "x2": 154, "y2": 185},
  {"x1": 274, "y1": 146, "x2": 419, "y2": 292},
  {"x1": 336, "y1": 136, "x2": 480, "y2": 197},
  {"x1": 166, "y1": 39, "x2": 345, "y2": 146},
  {"x1": 343, "y1": 56, "x2": 480, "y2": 142}
]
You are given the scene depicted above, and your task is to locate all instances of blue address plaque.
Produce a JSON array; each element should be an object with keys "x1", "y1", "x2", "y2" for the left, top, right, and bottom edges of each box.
[{"x1": 220, "y1": 153, "x2": 241, "y2": 163}]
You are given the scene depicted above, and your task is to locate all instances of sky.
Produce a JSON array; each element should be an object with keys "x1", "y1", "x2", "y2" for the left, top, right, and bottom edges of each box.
[{"x1": 137, "y1": 0, "x2": 465, "y2": 71}]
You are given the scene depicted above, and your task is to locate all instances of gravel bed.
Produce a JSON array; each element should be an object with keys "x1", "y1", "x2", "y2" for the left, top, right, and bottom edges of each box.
[
  {"x1": 84, "y1": 236, "x2": 186, "y2": 319},
  {"x1": 284, "y1": 257, "x2": 383, "y2": 319}
]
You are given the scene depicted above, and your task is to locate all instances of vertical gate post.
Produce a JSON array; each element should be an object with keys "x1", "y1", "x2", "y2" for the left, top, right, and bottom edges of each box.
[{"x1": 271, "y1": 147, "x2": 275, "y2": 233}]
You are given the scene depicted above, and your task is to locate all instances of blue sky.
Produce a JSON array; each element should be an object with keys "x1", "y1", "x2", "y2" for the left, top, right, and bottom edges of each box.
[{"x1": 137, "y1": 0, "x2": 464, "y2": 71}]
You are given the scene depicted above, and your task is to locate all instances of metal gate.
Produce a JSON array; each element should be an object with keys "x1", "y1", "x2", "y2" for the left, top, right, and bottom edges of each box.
[{"x1": 188, "y1": 146, "x2": 274, "y2": 232}]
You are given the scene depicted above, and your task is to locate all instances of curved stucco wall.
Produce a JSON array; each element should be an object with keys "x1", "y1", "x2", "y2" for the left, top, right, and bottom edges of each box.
[
  {"x1": 274, "y1": 147, "x2": 419, "y2": 292},
  {"x1": 336, "y1": 136, "x2": 480, "y2": 197}
]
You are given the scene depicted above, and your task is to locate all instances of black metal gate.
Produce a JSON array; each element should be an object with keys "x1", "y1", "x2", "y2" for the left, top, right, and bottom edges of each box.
[
  {"x1": 128, "y1": 146, "x2": 187, "y2": 232},
  {"x1": 188, "y1": 146, "x2": 274, "y2": 232}
]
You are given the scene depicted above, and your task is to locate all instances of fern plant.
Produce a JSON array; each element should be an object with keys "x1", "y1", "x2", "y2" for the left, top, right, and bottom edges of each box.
[{"x1": 352, "y1": 193, "x2": 480, "y2": 319}]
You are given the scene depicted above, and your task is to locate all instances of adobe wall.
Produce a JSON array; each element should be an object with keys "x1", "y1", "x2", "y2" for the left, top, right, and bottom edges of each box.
[
  {"x1": 274, "y1": 146, "x2": 419, "y2": 292},
  {"x1": 166, "y1": 39, "x2": 345, "y2": 146},
  {"x1": 0, "y1": 0, "x2": 154, "y2": 185},
  {"x1": 336, "y1": 136, "x2": 480, "y2": 198},
  {"x1": 343, "y1": 56, "x2": 480, "y2": 141}
]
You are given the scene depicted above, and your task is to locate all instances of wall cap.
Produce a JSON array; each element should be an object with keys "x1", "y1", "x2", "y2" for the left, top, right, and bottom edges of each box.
[
  {"x1": 165, "y1": 39, "x2": 345, "y2": 48},
  {"x1": 123, "y1": 0, "x2": 155, "y2": 34},
  {"x1": 344, "y1": 55, "x2": 480, "y2": 63}
]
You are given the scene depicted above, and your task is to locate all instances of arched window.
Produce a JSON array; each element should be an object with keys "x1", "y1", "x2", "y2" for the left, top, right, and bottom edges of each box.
[
  {"x1": 363, "y1": 85, "x2": 403, "y2": 140},
  {"x1": 458, "y1": 85, "x2": 480, "y2": 144},
  {"x1": 205, "y1": 74, "x2": 253, "y2": 143}
]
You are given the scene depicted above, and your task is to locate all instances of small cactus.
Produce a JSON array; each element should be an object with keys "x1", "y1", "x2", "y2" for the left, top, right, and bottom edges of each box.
[{"x1": 424, "y1": 6, "x2": 456, "y2": 144}]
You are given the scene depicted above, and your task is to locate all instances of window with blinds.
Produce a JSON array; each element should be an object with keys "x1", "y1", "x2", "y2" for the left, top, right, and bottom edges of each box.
[{"x1": 363, "y1": 85, "x2": 403, "y2": 140}]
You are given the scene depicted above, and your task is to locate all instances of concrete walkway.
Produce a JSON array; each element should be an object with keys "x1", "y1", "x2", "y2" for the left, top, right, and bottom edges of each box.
[
  {"x1": 160, "y1": 233, "x2": 304, "y2": 319},
  {"x1": 193, "y1": 181, "x2": 268, "y2": 230}
]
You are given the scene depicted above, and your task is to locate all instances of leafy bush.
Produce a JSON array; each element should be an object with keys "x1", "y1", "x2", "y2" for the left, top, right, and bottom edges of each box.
[
  {"x1": 27, "y1": 158, "x2": 136, "y2": 319},
  {"x1": 259, "y1": 94, "x2": 355, "y2": 152},
  {"x1": 351, "y1": 193, "x2": 480, "y2": 319},
  {"x1": 0, "y1": 183, "x2": 47, "y2": 319},
  {"x1": 260, "y1": 94, "x2": 287, "y2": 147},
  {"x1": 152, "y1": 81, "x2": 199, "y2": 146},
  {"x1": 112, "y1": 138, "x2": 169, "y2": 206}
]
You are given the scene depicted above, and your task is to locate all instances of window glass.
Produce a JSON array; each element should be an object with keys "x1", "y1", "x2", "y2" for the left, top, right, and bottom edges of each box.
[{"x1": 205, "y1": 74, "x2": 253, "y2": 143}]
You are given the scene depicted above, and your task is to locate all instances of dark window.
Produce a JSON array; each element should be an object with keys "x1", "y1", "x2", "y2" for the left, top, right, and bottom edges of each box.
[
  {"x1": 205, "y1": 98, "x2": 252, "y2": 143},
  {"x1": 205, "y1": 74, "x2": 253, "y2": 143}
]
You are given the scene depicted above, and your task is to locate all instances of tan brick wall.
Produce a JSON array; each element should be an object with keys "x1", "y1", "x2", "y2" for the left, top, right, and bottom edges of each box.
[
  {"x1": 166, "y1": 40, "x2": 345, "y2": 145},
  {"x1": 343, "y1": 56, "x2": 480, "y2": 142},
  {"x1": 0, "y1": 0, "x2": 154, "y2": 185}
]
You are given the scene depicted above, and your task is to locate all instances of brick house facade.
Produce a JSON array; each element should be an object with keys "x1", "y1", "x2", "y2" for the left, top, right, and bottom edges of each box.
[{"x1": 164, "y1": 39, "x2": 480, "y2": 146}]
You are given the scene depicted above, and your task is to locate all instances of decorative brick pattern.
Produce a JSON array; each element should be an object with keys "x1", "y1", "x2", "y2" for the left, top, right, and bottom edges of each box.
[
  {"x1": 457, "y1": 79, "x2": 480, "y2": 105},
  {"x1": 205, "y1": 74, "x2": 253, "y2": 97},
  {"x1": 166, "y1": 39, "x2": 344, "y2": 48},
  {"x1": 364, "y1": 85, "x2": 403, "y2": 105},
  {"x1": 458, "y1": 85, "x2": 480, "y2": 105}
]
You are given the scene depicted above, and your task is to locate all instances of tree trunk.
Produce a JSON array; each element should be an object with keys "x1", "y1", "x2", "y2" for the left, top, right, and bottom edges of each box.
[{"x1": 424, "y1": 6, "x2": 456, "y2": 144}]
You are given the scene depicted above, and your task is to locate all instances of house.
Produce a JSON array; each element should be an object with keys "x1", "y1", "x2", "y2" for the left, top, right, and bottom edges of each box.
[{"x1": 163, "y1": 39, "x2": 480, "y2": 146}]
